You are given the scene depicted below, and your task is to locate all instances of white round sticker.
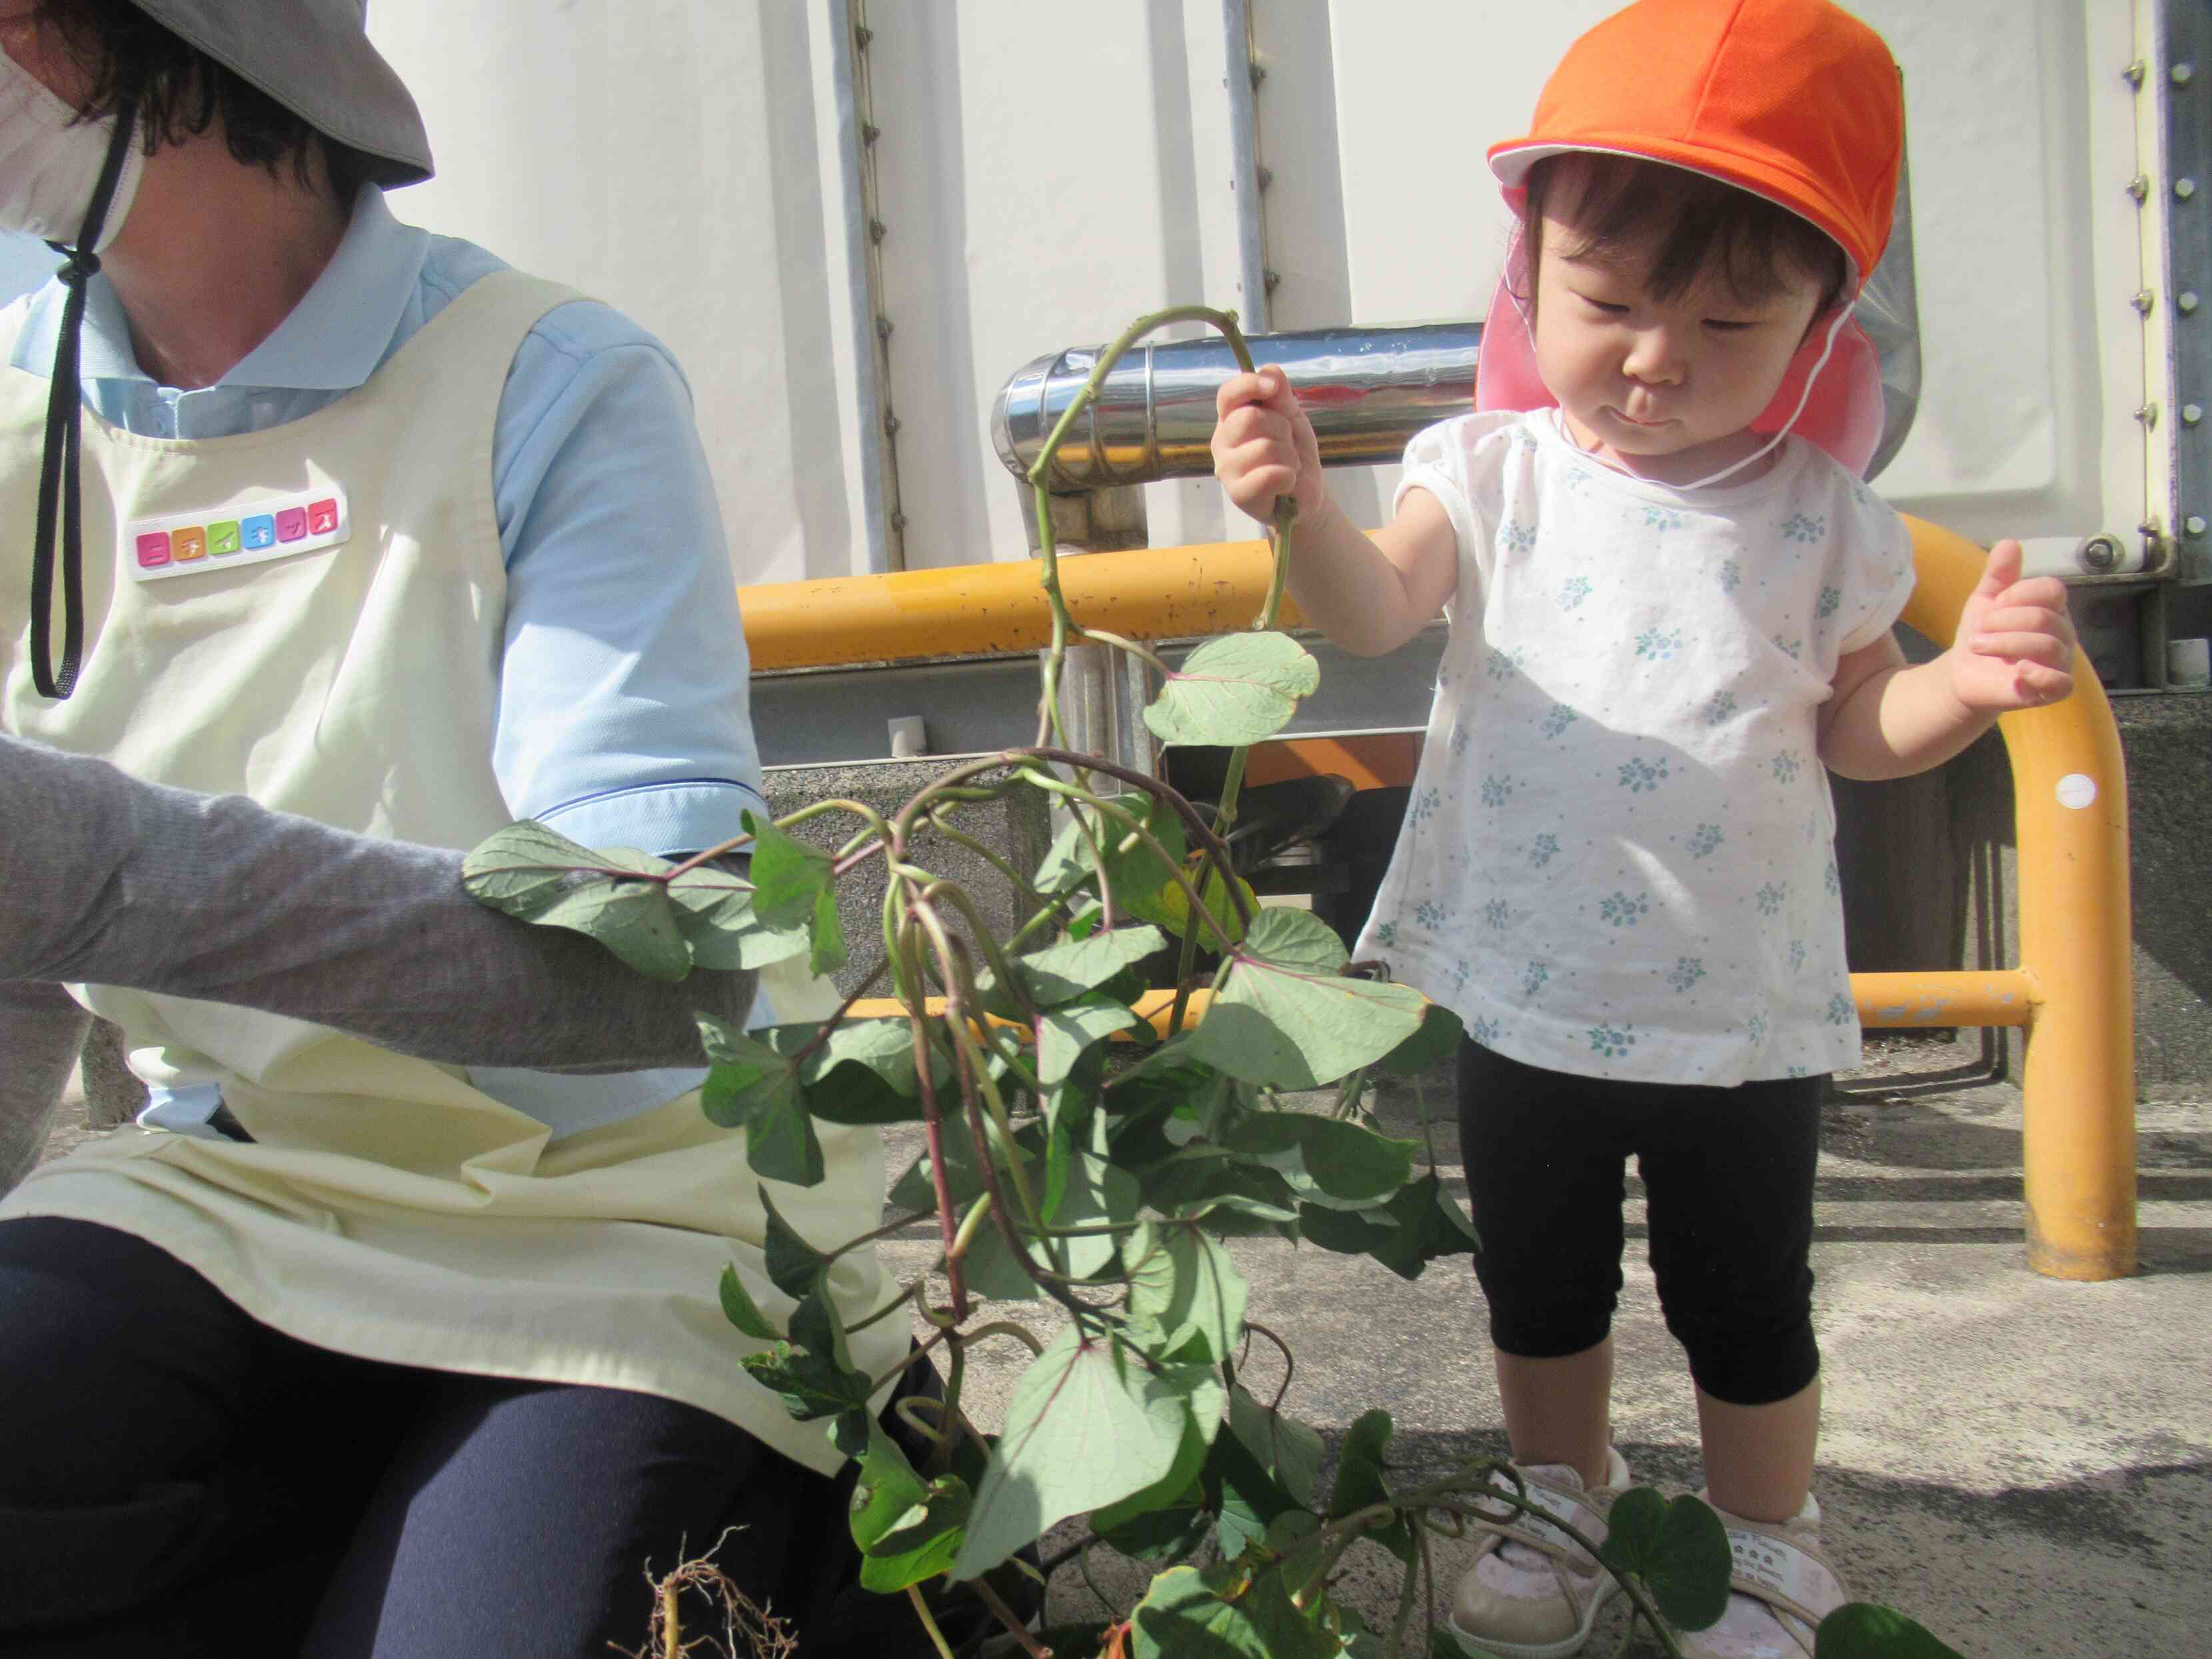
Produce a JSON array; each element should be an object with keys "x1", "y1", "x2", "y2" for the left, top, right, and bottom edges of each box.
[{"x1": 2055, "y1": 773, "x2": 2098, "y2": 810}]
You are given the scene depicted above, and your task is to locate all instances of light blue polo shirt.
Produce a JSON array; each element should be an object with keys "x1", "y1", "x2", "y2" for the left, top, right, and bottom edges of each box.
[{"x1": 7, "y1": 192, "x2": 768, "y2": 1134}]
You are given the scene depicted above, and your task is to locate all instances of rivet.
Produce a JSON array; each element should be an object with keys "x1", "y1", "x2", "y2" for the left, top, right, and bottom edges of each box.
[
  {"x1": 2128, "y1": 174, "x2": 2151, "y2": 203},
  {"x1": 854, "y1": 25, "x2": 872, "y2": 49},
  {"x1": 2137, "y1": 402, "x2": 2161, "y2": 429},
  {"x1": 2133, "y1": 289, "x2": 2157, "y2": 315},
  {"x1": 1248, "y1": 62, "x2": 1267, "y2": 90},
  {"x1": 889, "y1": 509, "x2": 907, "y2": 533},
  {"x1": 2187, "y1": 404, "x2": 2205, "y2": 426},
  {"x1": 1263, "y1": 268, "x2": 1282, "y2": 294},
  {"x1": 875, "y1": 315, "x2": 894, "y2": 341},
  {"x1": 884, "y1": 411, "x2": 901, "y2": 435},
  {"x1": 2181, "y1": 178, "x2": 2201, "y2": 201},
  {"x1": 862, "y1": 123, "x2": 880, "y2": 147},
  {"x1": 2189, "y1": 515, "x2": 2208, "y2": 537},
  {"x1": 2176, "y1": 61, "x2": 2197, "y2": 85},
  {"x1": 868, "y1": 217, "x2": 886, "y2": 243},
  {"x1": 2183, "y1": 291, "x2": 2203, "y2": 314},
  {"x1": 1256, "y1": 167, "x2": 1274, "y2": 191},
  {"x1": 2125, "y1": 58, "x2": 2147, "y2": 89}
]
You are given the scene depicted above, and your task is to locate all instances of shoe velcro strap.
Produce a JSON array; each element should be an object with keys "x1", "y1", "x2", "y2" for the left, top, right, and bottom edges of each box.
[
  {"x1": 1470, "y1": 1471, "x2": 1605, "y2": 1562},
  {"x1": 1724, "y1": 1527, "x2": 1847, "y2": 1626}
]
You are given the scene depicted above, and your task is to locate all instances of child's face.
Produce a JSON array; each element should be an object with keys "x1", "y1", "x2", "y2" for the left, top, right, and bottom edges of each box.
[{"x1": 1530, "y1": 204, "x2": 1829, "y2": 484}]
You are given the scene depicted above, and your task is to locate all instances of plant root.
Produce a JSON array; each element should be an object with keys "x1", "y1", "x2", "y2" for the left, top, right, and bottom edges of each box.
[{"x1": 613, "y1": 1530, "x2": 798, "y2": 1659}]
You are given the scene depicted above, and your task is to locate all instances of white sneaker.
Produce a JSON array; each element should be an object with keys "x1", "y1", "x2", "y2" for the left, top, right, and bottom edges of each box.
[
  {"x1": 1446, "y1": 1447, "x2": 1632, "y2": 1658},
  {"x1": 1677, "y1": 1494, "x2": 1849, "y2": 1659}
]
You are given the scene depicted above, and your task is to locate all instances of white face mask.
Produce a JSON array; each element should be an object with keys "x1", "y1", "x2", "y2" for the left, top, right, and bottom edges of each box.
[{"x1": 0, "y1": 47, "x2": 142, "y2": 251}]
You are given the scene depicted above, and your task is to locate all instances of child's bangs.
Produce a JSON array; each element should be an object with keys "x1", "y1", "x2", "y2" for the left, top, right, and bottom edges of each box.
[{"x1": 1526, "y1": 155, "x2": 1850, "y2": 317}]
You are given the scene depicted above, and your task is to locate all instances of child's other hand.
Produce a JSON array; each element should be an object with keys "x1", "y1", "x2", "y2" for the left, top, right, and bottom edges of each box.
[
  {"x1": 1947, "y1": 539, "x2": 2078, "y2": 711},
  {"x1": 1212, "y1": 365, "x2": 1325, "y2": 524}
]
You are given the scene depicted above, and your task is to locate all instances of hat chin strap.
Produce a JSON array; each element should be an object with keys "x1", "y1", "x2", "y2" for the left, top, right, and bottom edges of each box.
[
  {"x1": 1669, "y1": 302, "x2": 1855, "y2": 491},
  {"x1": 28, "y1": 98, "x2": 137, "y2": 701}
]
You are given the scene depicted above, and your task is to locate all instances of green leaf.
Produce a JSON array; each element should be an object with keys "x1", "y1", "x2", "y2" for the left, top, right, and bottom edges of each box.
[
  {"x1": 462, "y1": 823, "x2": 690, "y2": 982},
  {"x1": 1034, "y1": 796, "x2": 1186, "y2": 900},
  {"x1": 1227, "y1": 1112, "x2": 1420, "y2": 1207},
  {"x1": 1045, "y1": 1132, "x2": 1144, "y2": 1280},
  {"x1": 1224, "y1": 1384, "x2": 1324, "y2": 1510},
  {"x1": 1328, "y1": 1409, "x2": 1414, "y2": 1565},
  {"x1": 1140, "y1": 1150, "x2": 1302, "y2": 1230},
  {"x1": 1232, "y1": 906, "x2": 1350, "y2": 973},
  {"x1": 746, "y1": 811, "x2": 834, "y2": 928},
  {"x1": 1294, "y1": 1202, "x2": 1398, "y2": 1258},
  {"x1": 1090, "y1": 1400, "x2": 1213, "y2": 1562},
  {"x1": 1147, "y1": 860, "x2": 1256, "y2": 948},
  {"x1": 1310, "y1": 1172, "x2": 1479, "y2": 1282},
  {"x1": 1124, "y1": 1224, "x2": 1248, "y2": 1363},
  {"x1": 849, "y1": 1420, "x2": 972, "y2": 1593},
  {"x1": 1381, "y1": 1000, "x2": 1464, "y2": 1075},
  {"x1": 960, "y1": 1213, "x2": 1048, "y2": 1302},
  {"x1": 1598, "y1": 1489, "x2": 1731, "y2": 1633},
  {"x1": 952, "y1": 1329, "x2": 1222, "y2": 1579},
  {"x1": 666, "y1": 863, "x2": 809, "y2": 969},
  {"x1": 717, "y1": 1263, "x2": 780, "y2": 1341},
  {"x1": 1814, "y1": 1604, "x2": 1965, "y2": 1659},
  {"x1": 796, "y1": 1017, "x2": 945, "y2": 1126},
  {"x1": 1008, "y1": 925, "x2": 1166, "y2": 1007},
  {"x1": 695, "y1": 1016, "x2": 825, "y2": 1188},
  {"x1": 758, "y1": 1186, "x2": 831, "y2": 1300},
  {"x1": 741, "y1": 1290, "x2": 872, "y2": 1422},
  {"x1": 1128, "y1": 1559, "x2": 1338, "y2": 1659},
  {"x1": 1037, "y1": 993, "x2": 1150, "y2": 1090},
  {"x1": 1142, "y1": 631, "x2": 1320, "y2": 749},
  {"x1": 1188, "y1": 913, "x2": 1427, "y2": 1088},
  {"x1": 1204, "y1": 1418, "x2": 1308, "y2": 1562}
]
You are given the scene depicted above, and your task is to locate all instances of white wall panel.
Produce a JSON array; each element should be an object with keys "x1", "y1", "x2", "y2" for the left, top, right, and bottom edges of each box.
[{"x1": 368, "y1": 0, "x2": 870, "y2": 583}]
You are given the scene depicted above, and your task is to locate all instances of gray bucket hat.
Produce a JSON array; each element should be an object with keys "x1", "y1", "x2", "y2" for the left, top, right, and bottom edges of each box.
[{"x1": 133, "y1": 0, "x2": 433, "y2": 185}]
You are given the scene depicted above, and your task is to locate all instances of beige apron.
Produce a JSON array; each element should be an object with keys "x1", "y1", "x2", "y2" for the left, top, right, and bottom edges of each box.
[{"x1": 0, "y1": 274, "x2": 897, "y2": 1474}]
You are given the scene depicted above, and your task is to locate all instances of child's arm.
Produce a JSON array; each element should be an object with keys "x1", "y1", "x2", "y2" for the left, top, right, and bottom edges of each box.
[
  {"x1": 1818, "y1": 539, "x2": 2077, "y2": 780},
  {"x1": 1212, "y1": 367, "x2": 1458, "y2": 657}
]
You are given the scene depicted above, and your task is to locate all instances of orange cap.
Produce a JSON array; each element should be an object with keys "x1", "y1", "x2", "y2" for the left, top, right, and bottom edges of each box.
[{"x1": 1487, "y1": 0, "x2": 1903, "y2": 281}]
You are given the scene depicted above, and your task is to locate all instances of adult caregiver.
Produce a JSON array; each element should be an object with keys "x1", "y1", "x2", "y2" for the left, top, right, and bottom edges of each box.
[{"x1": 0, "y1": 3, "x2": 903, "y2": 1654}]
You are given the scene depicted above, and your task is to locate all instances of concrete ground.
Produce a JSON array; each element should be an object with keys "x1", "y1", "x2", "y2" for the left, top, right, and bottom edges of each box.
[
  {"x1": 33, "y1": 1031, "x2": 2209, "y2": 1655},
  {"x1": 868, "y1": 1030, "x2": 2212, "y2": 1658}
]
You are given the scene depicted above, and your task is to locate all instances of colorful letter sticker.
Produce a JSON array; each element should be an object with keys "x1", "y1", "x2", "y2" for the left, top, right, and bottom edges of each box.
[{"x1": 125, "y1": 487, "x2": 349, "y2": 584}]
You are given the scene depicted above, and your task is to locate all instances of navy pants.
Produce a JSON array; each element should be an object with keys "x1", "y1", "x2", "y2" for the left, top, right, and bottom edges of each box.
[
  {"x1": 1456, "y1": 1039, "x2": 1825, "y2": 1406},
  {"x1": 0, "y1": 1217, "x2": 858, "y2": 1658}
]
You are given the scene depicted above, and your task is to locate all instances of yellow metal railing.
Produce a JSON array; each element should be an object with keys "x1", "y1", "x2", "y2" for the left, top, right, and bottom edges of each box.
[{"x1": 742, "y1": 516, "x2": 2137, "y2": 1281}]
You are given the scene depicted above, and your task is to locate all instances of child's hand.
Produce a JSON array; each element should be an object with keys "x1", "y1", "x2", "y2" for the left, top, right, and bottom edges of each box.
[
  {"x1": 1947, "y1": 539, "x2": 2078, "y2": 711},
  {"x1": 1212, "y1": 365, "x2": 1325, "y2": 525}
]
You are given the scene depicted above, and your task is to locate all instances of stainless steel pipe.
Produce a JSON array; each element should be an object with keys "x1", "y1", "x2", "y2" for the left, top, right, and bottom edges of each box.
[{"x1": 992, "y1": 154, "x2": 1921, "y2": 491}]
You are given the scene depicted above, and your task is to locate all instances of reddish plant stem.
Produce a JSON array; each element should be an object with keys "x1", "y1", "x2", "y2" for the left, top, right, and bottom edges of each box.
[{"x1": 972, "y1": 1575, "x2": 1053, "y2": 1659}]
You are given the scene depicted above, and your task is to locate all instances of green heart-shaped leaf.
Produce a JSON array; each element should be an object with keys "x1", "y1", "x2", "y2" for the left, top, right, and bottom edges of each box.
[
  {"x1": 1143, "y1": 631, "x2": 1320, "y2": 748},
  {"x1": 1813, "y1": 1604, "x2": 1965, "y2": 1659},
  {"x1": 463, "y1": 824, "x2": 690, "y2": 982},
  {"x1": 1598, "y1": 1488, "x2": 1731, "y2": 1632},
  {"x1": 717, "y1": 1263, "x2": 780, "y2": 1341}
]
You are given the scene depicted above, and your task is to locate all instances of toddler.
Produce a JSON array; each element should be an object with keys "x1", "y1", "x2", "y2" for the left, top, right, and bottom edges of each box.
[{"x1": 1210, "y1": 2, "x2": 2077, "y2": 1654}]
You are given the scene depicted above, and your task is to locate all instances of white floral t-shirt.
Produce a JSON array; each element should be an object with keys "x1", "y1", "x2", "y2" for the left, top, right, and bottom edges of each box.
[{"x1": 1356, "y1": 409, "x2": 1915, "y2": 1086}]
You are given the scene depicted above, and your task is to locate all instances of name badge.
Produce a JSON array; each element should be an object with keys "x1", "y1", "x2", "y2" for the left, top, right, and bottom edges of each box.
[{"x1": 125, "y1": 486, "x2": 351, "y2": 583}]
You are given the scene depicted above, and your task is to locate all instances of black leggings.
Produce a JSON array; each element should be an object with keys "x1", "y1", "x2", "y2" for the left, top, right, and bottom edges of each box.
[
  {"x1": 0, "y1": 1218, "x2": 869, "y2": 1658},
  {"x1": 1456, "y1": 1039, "x2": 1824, "y2": 1406}
]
